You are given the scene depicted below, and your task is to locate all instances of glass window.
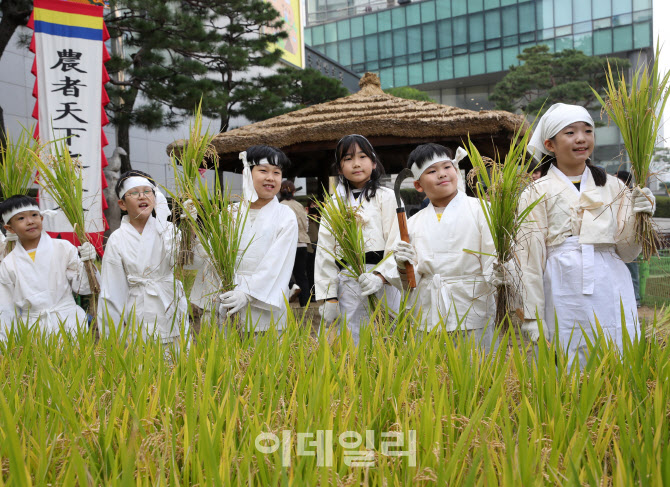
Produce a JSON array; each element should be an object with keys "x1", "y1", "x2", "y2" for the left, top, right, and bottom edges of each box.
[
  {"x1": 304, "y1": 28, "x2": 312, "y2": 45},
  {"x1": 379, "y1": 31, "x2": 393, "y2": 60},
  {"x1": 423, "y1": 60, "x2": 438, "y2": 83},
  {"x1": 613, "y1": 25, "x2": 633, "y2": 51},
  {"x1": 471, "y1": 41, "x2": 485, "y2": 52},
  {"x1": 325, "y1": 23, "x2": 337, "y2": 43},
  {"x1": 365, "y1": 35, "x2": 378, "y2": 61},
  {"x1": 537, "y1": 0, "x2": 553, "y2": 29},
  {"x1": 338, "y1": 40, "x2": 351, "y2": 66},
  {"x1": 393, "y1": 29, "x2": 408, "y2": 56},
  {"x1": 633, "y1": 0, "x2": 651, "y2": 9},
  {"x1": 486, "y1": 48, "x2": 502, "y2": 72},
  {"x1": 409, "y1": 63, "x2": 423, "y2": 85},
  {"x1": 633, "y1": 20, "x2": 651, "y2": 49},
  {"x1": 502, "y1": 6, "x2": 518, "y2": 37},
  {"x1": 392, "y1": 7, "x2": 406, "y2": 29},
  {"x1": 439, "y1": 58, "x2": 454, "y2": 79},
  {"x1": 469, "y1": 13, "x2": 484, "y2": 43},
  {"x1": 574, "y1": 33, "x2": 593, "y2": 55},
  {"x1": 613, "y1": 0, "x2": 632, "y2": 15},
  {"x1": 555, "y1": 35, "x2": 573, "y2": 51},
  {"x1": 503, "y1": 34, "x2": 519, "y2": 46},
  {"x1": 380, "y1": 67, "x2": 394, "y2": 88},
  {"x1": 406, "y1": 4, "x2": 421, "y2": 26},
  {"x1": 519, "y1": 32, "x2": 535, "y2": 42},
  {"x1": 408, "y1": 26, "x2": 421, "y2": 54},
  {"x1": 378, "y1": 10, "x2": 392, "y2": 32},
  {"x1": 364, "y1": 14, "x2": 377, "y2": 34},
  {"x1": 421, "y1": 1, "x2": 436, "y2": 22},
  {"x1": 502, "y1": 46, "x2": 519, "y2": 69},
  {"x1": 367, "y1": 60, "x2": 379, "y2": 71},
  {"x1": 453, "y1": 16, "x2": 468, "y2": 45},
  {"x1": 470, "y1": 52, "x2": 486, "y2": 75},
  {"x1": 593, "y1": 28, "x2": 612, "y2": 55},
  {"x1": 501, "y1": 0, "x2": 517, "y2": 5},
  {"x1": 468, "y1": 0, "x2": 484, "y2": 13},
  {"x1": 633, "y1": 10, "x2": 652, "y2": 22},
  {"x1": 452, "y1": 0, "x2": 467, "y2": 16},
  {"x1": 351, "y1": 17, "x2": 364, "y2": 37},
  {"x1": 574, "y1": 21, "x2": 592, "y2": 34},
  {"x1": 518, "y1": 2, "x2": 535, "y2": 33},
  {"x1": 337, "y1": 20, "x2": 350, "y2": 39},
  {"x1": 487, "y1": 38, "x2": 501, "y2": 49},
  {"x1": 438, "y1": 19, "x2": 452, "y2": 47},
  {"x1": 312, "y1": 25, "x2": 324, "y2": 45},
  {"x1": 613, "y1": 13, "x2": 632, "y2": 26},
  {"x1": 594, "y1": 18, "x2": 612, "y2": 29},
  {"x1": 352, "y1": 38, "x2": 364, "y2": 64},
  {"x1": 485, "y1": 0, "x2": 501, "y2": 8},
  {"x1": 380, "y1": 58, "x2": 393, "y2": 68},
  {"x1": 423, "y1": 23, "x2": 437, "y2": 51},
  {"x1": 394, "y1": 65, "x2": 408, "y2": 86},
  {"x1": 325, "y1": 43, "x2": 337, "y2": 59},
  {"x1": 595, "y1": 0, "x2": 612, "y2": 17},
  {"x1": 555, "y1": 25, "x2": 572, "y2": 36},
  {"x1": 436, "y1": 0, "x2": 451, "y2": 20},
  {"x1": 539, "y1": 28, "x2": 554, "y2": 40},
  {"x1": 553, "y1": 0, "x2": 572, "y2": 26},
  {"x1": 485, "y1": 10, "x2": 501, "y2": 40},
  {"x1": 454, "y1": 54, "x2": 469, "y2": 78},
  {"x1": 573, "y1": 0, "x2": 592, "y2": 22}
]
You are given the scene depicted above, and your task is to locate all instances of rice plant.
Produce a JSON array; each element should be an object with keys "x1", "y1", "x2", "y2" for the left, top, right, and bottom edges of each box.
[
  {"x1": 32, "y1": 139, "x2": 101, "y2": 303},
  {"x1": 0, "y1": 126, "x2": 39, "y2": 253},
  {"x1": 466, "y1": 124, "x2": 543, "y2": 330},
  {"x1": 169, "y1": 101, "x2": 217, "y2": 268},
  {"x1": 592, "y1": 44, "x2": 670, "y2": 260},
  {"x1": 0, "y1": 307, "x2": 668, "y2": 485}
]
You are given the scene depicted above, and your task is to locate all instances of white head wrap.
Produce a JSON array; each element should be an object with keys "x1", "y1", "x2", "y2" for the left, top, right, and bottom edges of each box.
[
  {"x1": 528, "y1": 103, "x2": 595, "y2": 160},
  {"x1": 118, "y1": 176, "x2": 155, "y2": 199},
  {"x1": 410, "y1": 146, "x2": 468, "y2": 192},
  {"x1": 239, "y1": 152, "x2": 276, "y2": 203},
  {"x1": 2, "y1": 204, "x2": 41, "y2": 224}
]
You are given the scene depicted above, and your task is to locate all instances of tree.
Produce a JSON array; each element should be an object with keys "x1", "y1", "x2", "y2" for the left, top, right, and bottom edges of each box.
[
  {"x1": 384, "y1": 86, "x2": 434, "y2": 102},
  {"x1": 104, "y1": 0, "x2": 286, "y2": 172},
  {"x1": 239, "y1": 67, "x2": 348, "y2": 122},
  {"x1": 490, "y1": 45, "x2": 630, "y2": 115},
  {"x1": 0, "y1": 0, "x2": 32, "y2": 148}
]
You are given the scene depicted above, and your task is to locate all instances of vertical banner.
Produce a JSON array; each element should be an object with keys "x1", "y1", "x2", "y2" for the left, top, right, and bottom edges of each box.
[{"x1": 28, "y1": 0, "x2": 110, "y2": 254}]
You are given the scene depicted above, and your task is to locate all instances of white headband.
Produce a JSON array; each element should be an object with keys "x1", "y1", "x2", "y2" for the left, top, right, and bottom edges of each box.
[
  {"x1": 240, "y1": 152, "x2": 274, "y2": 203},
  {"x1": 528, "y1": 103, "x2": 595, "y2": 160},
  {"x1": 410, "y1": 147, "x2": 468, "y2": 179},
  {"x1": 2, "y1": 204, "x2": 40, "y2": 224},
  {"x1": 119, "y1": 176, "x2": 155, "y2": 199}
]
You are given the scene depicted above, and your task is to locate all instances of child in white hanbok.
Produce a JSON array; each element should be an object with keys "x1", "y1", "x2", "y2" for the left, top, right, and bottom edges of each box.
[
  {"x1": 376, "y1": 144, "x2": 503, "y2": 350},
  {"x1": 97, "y1": 171, "x2": 189, "y2": 343},
  {"x1": 314, "y1": 134, "x2": 401, "y2": 344},
  {"x1": 0, "y1": 195, "x2": 97, "y2": 340},
  {"x1": 518, "y1": 103, "x2": 655, "y2": 367},
  {"x1": 213, "y1": 145, "x2": 298, "y2": 334}
]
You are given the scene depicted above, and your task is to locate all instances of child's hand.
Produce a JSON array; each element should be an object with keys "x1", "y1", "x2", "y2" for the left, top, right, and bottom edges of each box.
[
  {"x1": 319, "y1": 300, "x2": 340, "y2": 322},
  {"x1": 181, "y1": 199, "x2": 198, "y2": 220},
  {"x1": 218, "y1": 290, "x2": 250, "y2": 316},
  {"x1": 78, "y1": 242, "x2": 97, "y2": 261},
  {"x1": 521, "y1": 319, "x2": 540, "y2": 342},
  {"x1": 632, "y1": 187, "x2": 655, "y2": 215},
  {"x1": 392, "y1": 240, "x2": 416, "y2": 269},
  {"x1": 5, "y1": 232, "x2": 18, "y2": 242},
  {"x1": 358, "y1": 272, "x2": 384, "y2": 296}
]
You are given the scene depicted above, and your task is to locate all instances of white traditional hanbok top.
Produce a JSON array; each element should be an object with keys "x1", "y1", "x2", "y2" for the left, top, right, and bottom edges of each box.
[
  {"x1": 97, "y1": 215, "x2": 188, "y2": 340},
  {"x1": 0, "y1": 231, "x2": 6, "y2": 261},
  {"x1": 517, "y1": 165, "x2": 640, "y2": 322},
  {"x1": 233, "y1": 197, "x2": 298, "y2": 331},
  {"x1": 0, "y1": 233, "x2": 94, "y2": 339},
  {"x1": 378, "y1": 192, "x2": 497, "y2": 331},
  {"x1": 314, "y1": 185, "x2": 399, "y2": 300}
]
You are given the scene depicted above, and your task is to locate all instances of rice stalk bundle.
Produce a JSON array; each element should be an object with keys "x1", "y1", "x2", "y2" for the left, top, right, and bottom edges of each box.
[
  {"x1": 33, "y1": 139, "x2": 101, "y2": 304},
  {"x1": 0, "y1": 127, "x2": 40, "y2": 253},
  {"x1": 592, "y1": 45, "x2": 670, "y2": 260},
  {"x1": 466, "y1": 124, "x2": 542, "y2": 329},
  {"x1": 170, "y1": 102, "x2": 216, "y2": 267},
  {"x1": 168, "y1": 150, "x2": 248, "y2": 302},
  {"x1": 312, "y1": 191, "x2": 388, "y2": 319}
]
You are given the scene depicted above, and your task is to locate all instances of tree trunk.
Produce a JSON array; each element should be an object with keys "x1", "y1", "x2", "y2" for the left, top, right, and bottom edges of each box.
[
  {"x1": 0, "y1": 105, "x2": 6, "y2": 155},
  {"x1": 116, "y1": 120, "x2": 132, "y2": 174}
]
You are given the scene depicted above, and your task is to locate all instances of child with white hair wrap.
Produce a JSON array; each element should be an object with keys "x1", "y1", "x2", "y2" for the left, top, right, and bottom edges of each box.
[
  {"x1": 97, "y1": 170, "x2": 189, "y2": 344},
  {"x1": 517, "y1": 103, "x2": 655, "y2": 368}
]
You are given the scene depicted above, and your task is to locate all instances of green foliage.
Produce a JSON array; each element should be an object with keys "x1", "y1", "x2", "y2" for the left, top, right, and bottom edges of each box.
[
  {"x1": 239, "y1": 67, "x2": 349, "y2": 122},
  {"x1": 490, "y1": 45, "x2": 630, "y2": 114},
  {"x1": 655, "y1": 196, "x2": 670, "y2": 217},
  {"x1": 384, "y1": 86, "x2": 434, "y2": 102},
  {"x1": 0, "y1": 309, "x2": 669, "y2": 484},
  {"x1": 0, "y1": 126, "x2": 38, "y2": 200}
]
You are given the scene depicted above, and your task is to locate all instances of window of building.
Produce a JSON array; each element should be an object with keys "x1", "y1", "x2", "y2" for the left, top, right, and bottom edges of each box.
[
  {"x1": 613, "y1": 0, "x2": 632, "y2": 15},
  {"x1": 633, "y1": 20, "x2": 651, "y2": 49},
  {"x1": 325, "y1": 23, "x2": 337, "y2": 43},
  {"x1": 392, "y1": 7, "x2": 406, "y2": 29},
  {"x1": 501, "y1": 6, "x2": 518, "y2": 37},
  {"x1": 613, "y1": 25, "x2": 633, "y2": 52},
  {"x1": 337, "y1": 19, "x2": 350, "y2": 39},
  {"x1": 421, "y1": 1, "x2": 436, "y2": 23},
  {"x1": 423, "y1": 23, "x2": 437, "y2": 52},
  {"x1": 438, "y1": 19, "x2": 452, "y2": 47},
  {"x1": 436, "y1": 0, "x2": 451, "y2": 20},
  {"x1": 486, "y1": 48, "x2": 502, "y2": 72},
  {"x1": 573, "y1": 0, "x2": 592, "y2": 23},
  {"x1": 407, "y1": 4, "x2": 422, "y2": 26},
  {"x1": 393, "y1": 29, "x2": 408, "y2": 56},
  {"x1": 423, "y1": 60, "x2": 439, "y2": 82},
  {"x1": 594, "y1": 28, "x2": 612, "y2": 54},
  {"x1": 409, "y1": 63, "x2": 423, "y2": 84},
  {"x1": 351, "y1": 17, "x2": 364, "y2": 37},
  {"x1": 439, "y1": 58, "x2": 454, "y2": 79},
  {"x1": 454, "y1": 54, "x2": 469, "y2": 78},
  {"x1": 364, "y1": 14, "x2": 378, "y2": 34},
  {"x1": 469, "y1": 13, "x2": 484, "y2": 43},
  {"x1": 553, "y1": 0, "x2": 572, "y2": 26},
  {"x1": 394, "y1": 65, "x2": 408, "y2": 86},
  {"x1": 468, "y1": 0, "x2": 484, "y2": 14},
  {"x1": 378, "y1": 10, "x2": 392, "y2": 32},
  {"x1": 338, "y1": 40, "x2": 351, "y2": 66},
  {"x1": 518, "y1": 2, "x2": 535, "y2": 33},
  {"x1": 485, "y1": 10, "x2": 501, "y2": 39}
]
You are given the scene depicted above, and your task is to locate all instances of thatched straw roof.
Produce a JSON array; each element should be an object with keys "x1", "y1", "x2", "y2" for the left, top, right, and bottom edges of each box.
[{"x1": 167, "y1": 72, "x2": 527, "y2": 186}]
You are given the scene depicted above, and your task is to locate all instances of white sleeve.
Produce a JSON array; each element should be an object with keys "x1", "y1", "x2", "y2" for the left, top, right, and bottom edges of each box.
[
  {"x1": 314, "y1": 218, "x2": 340, "y2": 301},
  {"x1": 97, "y1": 238, "x2": 128, "y2": 336},
  {"x1": 0, "y1": 262, "x2": 18, "y2": 338}
]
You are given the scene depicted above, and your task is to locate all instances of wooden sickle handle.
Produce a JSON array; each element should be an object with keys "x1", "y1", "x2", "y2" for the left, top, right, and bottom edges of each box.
[{"x1": 396, "y1": 208, "x2": 416, "y2": 289}]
